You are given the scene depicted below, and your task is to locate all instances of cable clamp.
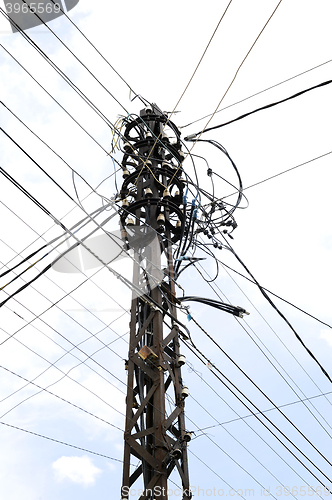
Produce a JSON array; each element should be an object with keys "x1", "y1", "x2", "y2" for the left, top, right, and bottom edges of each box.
[{"x1": 184, "y1": 134, "x2": 198, "y2": 141}]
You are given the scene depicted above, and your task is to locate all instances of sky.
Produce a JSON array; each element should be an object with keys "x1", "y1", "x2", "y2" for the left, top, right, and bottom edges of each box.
[{"x1": 1, "y1": 0, "x2": 332, "y2": 499}]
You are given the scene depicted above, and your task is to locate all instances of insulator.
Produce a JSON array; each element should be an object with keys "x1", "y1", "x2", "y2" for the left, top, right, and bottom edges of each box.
[
  {"x1": 183, "y1": 431, "x2": 192, "y2": 443},
  {"x1": 171, "y1": 447, "x2": 182, "y2": 460},
  {"x1": 122, "y1": 169, "x2": 129, "y2": 178},
  {"x1": 145, "y1": 159, "x2": 152, "y2": 168},
  {"x1": 162, "y1": 161, "x2": 169, "y2": 168},
  {"x1": 213, "y1": 242, "x2": 218, "y2": 248},
  {"x1": 145, "y1": 188, "x2": 153, "y2": 197},
  {"x1": 181, "y1": 386, "x2": 189, "y2": 399},
  {"x1": 144, "y1": 105, "x2": 153, "y2": 114},
  {"x1": 179, "y1": 150, "x2": 185, "y2": 161},
  {"x1": 177, "y1": 354, "x2": 186, "y2": 367},
  {"x1": 146, "y1": 131, "x2": 152, "y2": 138},
  {"x1": 163, "y1": 188, "x2": 170, "y2": 199},
  {"x1": 123, "y1": 142, "x2": 132, "y2": 152},
  {"x1": 176, "y1": 220, "x2": 181, "y2": 229},
  {"x1": 161, "y1": 131, "x2": 169, "y2": 142},
  {"x1": 121, "y1": 229, "x2": 128, "y2": 239},
  {"x1": 124, "y1": 359, "x2": 129, "y2": 370},
  {"x1": 122, "y1": 198, "x2": 129, "y2": 207},
  {"x1": 126, "y1": 218, "x2": 134, "y2": 226},
  {"x1": 157, "y1": 213, "x2": 165, "y2": 225}
]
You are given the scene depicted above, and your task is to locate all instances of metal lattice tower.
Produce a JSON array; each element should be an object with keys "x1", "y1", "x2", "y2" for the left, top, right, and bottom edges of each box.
[{"x1": 120, "y1": 105, "x2": 192, "y2": 499}]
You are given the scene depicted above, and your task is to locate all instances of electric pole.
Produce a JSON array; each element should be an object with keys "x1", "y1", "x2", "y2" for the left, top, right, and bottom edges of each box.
[{"x1": 120, "y1": 105, "x2": 192, "y2": 499}]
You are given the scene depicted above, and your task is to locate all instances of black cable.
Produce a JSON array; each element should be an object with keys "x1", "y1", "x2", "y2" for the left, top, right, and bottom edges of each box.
[
  {"x1": 0, "y1": 44, "x2": 111, "y2": 155},
  {"x1": 182, "y1": 339, "x2": 332, "y2": 492},
  {"x1": 193, "y1": 256, "x2": 332, "y2": 436},
  {"x1": 180, "y1": 58, "x2": 332, "y2": 129},
  {"x1": 47, "y1": 0, "x2": 147, "y2": 107},
  {"x1": 217, "y1": 259, "x2": 332, "y2": 331},
  {"x1": 0, "y1": 203, "x2": 111, "y2": 280},
  {"x1": 21, "y1": 1, "x2": 128, "y2": 112},
  {"x1": 188, "y1": 311, "x2": 332, "y2": 472},
  {"x1": 0, "y1": 8, "x2": 127, "y2": 141},
  {"x1": 179, "y1": 296, "x2": 247, "y2": 317},
  {"x1": 185, "y1": 79, "x2": 332, "y2": 138},
  {"x1": 185, "y1": 358, "x2": 329, "y2": 493},
  {"x1": 0, "y1": 165, "x2": 66, "y2": 228},
  {"x1": 1, "y1": 127, "x2": 77, "y2": 204},
  {"x1": 1, "y1": 102, "x2": 120, "y2": 198},
  {"x1": 0, "y1": 161, "x2": 187, "y2": 332},
  {"x1": 193, "y1": 139, "x2": 243, "y2": 213},
  {"x1": 222, "y1": 237, "x2": 332, "y2": 384}
]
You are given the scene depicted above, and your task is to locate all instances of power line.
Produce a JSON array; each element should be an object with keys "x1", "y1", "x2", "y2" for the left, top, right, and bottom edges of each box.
[
  {"x1": 47, "y1": 0, "x2": 146, "y2": 106},
  {"x1": 197, "y1": 388, "x2": 332, "y2": 432},
  {"x1": 184, "y1": 79, "x2": 332, "y2": 139},
  {"x1": 183, "y1": 402, "x2": 280, "y2": 499},
  {"x1": 185, "y1": 359, "x2": 330, "y2": 494},
  {"x1": 0, "y1": 421, "x2": 125, "y2": 464},
  {"x1": 0, "y1": 364, "x2": 124, "y2": 431},
  {"x1": 192, "y1": 258, "x2": 332, "y2": 435},
  {"x1": 0, "y1": 7, "x2": 128, "y2": 138},
  {"x1": 187, "y1": 311, "x2": 332, "y2": 473},
  {"x1": 166, "y1": 0, "x2": 283, "y2": 188},
  {"x1": 1, "y1": 102, "x2": 120, "y2": 203},
  {"x1": 0, "y1": 323, "x2": 127, "y2": 418},
  {"x1": 182, "y1": 339, "x2": 331, "y2": 492},
  {"x1": 0, "y1": 163, "x2": 189, "y2": 332},
  {"x1": 188, "y1": 393, "x2": 295, "y2": 500},
  {"x1": 203, "y1": 150, "x2": 332, "y2": 210},
  {"x1": 217, "y1": 258, "x2": 332, "y2": 331},
  {"x1": 223, "y1": 238, "x2": 332, "y2": 385},
  {"x1": 0, "y1": 44, "x2": 111, "y2": 155},
  {"x1": 180, "y1": 58, "x2": 332, "y2": 129},
  {"x1": 185, "y1": 0, "x2": 284, "y2": 149},
  {"x1": 169, "y1": 0, "x2": 233, "y2": 119}
]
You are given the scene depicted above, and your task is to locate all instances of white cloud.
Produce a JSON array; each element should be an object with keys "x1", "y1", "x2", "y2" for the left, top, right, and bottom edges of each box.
[
  {"x1": 320, "y1": 329, "x2": 332, "y2": 347},
  {"x1": 52, "y1": 455, "x2": 102, "y2": 487}
]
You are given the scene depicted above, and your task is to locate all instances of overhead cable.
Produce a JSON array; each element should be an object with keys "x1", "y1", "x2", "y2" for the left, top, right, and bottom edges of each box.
[
  {"x1": 186, "y1": 355, "x2": 328, "y2": 492},
  {"x1": 0, "y1": 11, "x2": 126, "y2": 142},
  {"x1": 181, "y1": 58, "x2": 332, "y2": 129},
  {"x1": 0, "y1": 421, "x2": 125, "y2": 464},
  {"x1": 0, "y1": 45, "x2": 112, "y2": 155},
  {"x1": 192, "y1": 257, "x2": 332, "y2": 435},
  {"x1": 0, "y1": 364, "x2": 123, "y2": 431},
  {"x1": 47, "y1": 0, "x2": 147, "y2": 106},
  {"x1": 182, "y1": 339, "x2": 331, "y2": 491},
  {"x1": 181, "y1": 0, "x2": 283, "y2": 160},
  {"x1": 224, "y1": 239, "x2": 332, "y2": 384},
  {"x1": 218, "y1": 259, "x2": 332, "y2": 331},
  {"x1": 187, "y1": 311, "x2": 332, "y2": 471},
  {"x1": 185, "y1": 79, "x2": 332, "y2": 139}
]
